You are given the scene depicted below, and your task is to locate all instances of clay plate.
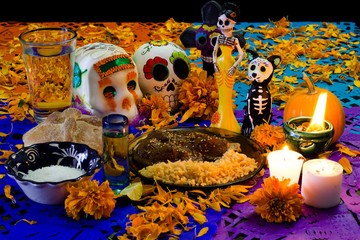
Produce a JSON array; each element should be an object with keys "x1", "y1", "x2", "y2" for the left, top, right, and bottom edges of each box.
[{"x1": 129, "y1": 126, "x2": 265, "y2": 189}]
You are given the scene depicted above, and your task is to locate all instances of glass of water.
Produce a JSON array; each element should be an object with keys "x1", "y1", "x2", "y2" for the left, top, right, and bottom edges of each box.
[{"x1": 19, "y1": 28, "x2": 77, "y2": 123}]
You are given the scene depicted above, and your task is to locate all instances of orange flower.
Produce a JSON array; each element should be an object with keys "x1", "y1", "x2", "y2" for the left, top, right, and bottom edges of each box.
[
  {"x1": 249, "y1": 177, "x2": 304, "y2": 223},
  {"x1": 137, "y1": 95, "x2": 178, "y2": 130},
  {"x1": 178, "y1": 69, "x2": 219, "y2": 122},
  {"x1": 65, "y1": 180, "x2": 116, "y2": 220},
  {"x1": 138, "y1": 95, "x2": 170, "y2": 118},
  {"x1": 250, "y1": 123, "x2": 285, "y2": 151}
]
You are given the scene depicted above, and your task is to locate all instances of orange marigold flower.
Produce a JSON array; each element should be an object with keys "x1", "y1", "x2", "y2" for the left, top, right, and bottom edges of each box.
[
  {"x1": 178, "y1": 69, "x2": 219, "y2": 122},
  {"x1": 250, "y1": 123, "x2": 285, "y2": 151},
  {"x1": 65, "y1": 180, "x2": 116, "y2": 220},
  {"x1": 136, "y1": 95, "x2": 179, "y2": 130},
  {"x1": 249, "y1": 176, "x2": 304, "y2": 223},
  {"x1": 138, "y1": 95, "x2": 170, "y2": 117}
]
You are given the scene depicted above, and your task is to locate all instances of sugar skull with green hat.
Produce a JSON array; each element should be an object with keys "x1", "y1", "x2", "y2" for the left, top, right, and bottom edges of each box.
[{"x1": 73, "y1": 42, "x2": 143, "y2": 121}]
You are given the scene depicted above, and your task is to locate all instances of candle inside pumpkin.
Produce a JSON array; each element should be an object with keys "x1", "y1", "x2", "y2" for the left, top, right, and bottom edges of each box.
[{"x1": 306, "y1": 92, "x2": 327, "y2": 132}]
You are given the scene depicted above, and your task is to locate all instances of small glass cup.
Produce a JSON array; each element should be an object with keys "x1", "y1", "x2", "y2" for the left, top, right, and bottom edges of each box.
[
  {"x1": 19, "y1": 28, "x2": 77, "y2": 123},
  {"x1": 102, "y1": 114, "x2": 129, "y2": 194}
]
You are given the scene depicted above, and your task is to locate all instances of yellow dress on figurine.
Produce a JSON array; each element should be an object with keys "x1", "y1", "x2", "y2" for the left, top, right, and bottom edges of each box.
[{"x1": 211, "y1": 35, "x2": 242, "y2": 133}]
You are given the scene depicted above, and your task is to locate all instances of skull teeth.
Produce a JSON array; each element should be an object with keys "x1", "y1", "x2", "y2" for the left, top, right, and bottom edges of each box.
[{"x1": 163, "y1": 94, "x2": 178, "y2": 110}]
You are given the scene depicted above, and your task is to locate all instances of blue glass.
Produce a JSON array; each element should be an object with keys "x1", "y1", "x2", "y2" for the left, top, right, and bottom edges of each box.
[{"x1": 102, "y1": 114, "x2": 129, "y2": 194}]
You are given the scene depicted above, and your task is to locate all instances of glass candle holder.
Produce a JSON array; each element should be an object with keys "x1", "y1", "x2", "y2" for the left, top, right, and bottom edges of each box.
[
  {"x1": 19, "y1": 28, "x2": 77, "y2": 123},
  {"x1": 102, "y1": 114, "x2": 129, "y2": 194}
]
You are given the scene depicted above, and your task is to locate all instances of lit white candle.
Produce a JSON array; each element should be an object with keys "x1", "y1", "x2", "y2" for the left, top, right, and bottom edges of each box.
[
  {"x1": 301, "y1": 159, "x2": 343, "y2": 208},
  {"x1": 267, "y1": 146, "x2": 304, "y2": 185}
]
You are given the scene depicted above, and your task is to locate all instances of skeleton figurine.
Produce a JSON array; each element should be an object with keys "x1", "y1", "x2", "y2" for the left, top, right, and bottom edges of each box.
[
  {"x1": 210, "y1": 2, "x2": 244, "y2": 133},
  {"x1": 241, "y1": 50, "x2": 281, "y2": 137},
  {"x1": 180, "y1": 1, "x2": 245, "y2": 76}
]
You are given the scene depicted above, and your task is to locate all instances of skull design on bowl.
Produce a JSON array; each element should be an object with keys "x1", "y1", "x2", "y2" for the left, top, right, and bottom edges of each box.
[
  {"x1": 72, "y1": 42, "x2": 143, "y2": 121},
  {"x1": 133, "y1": 40, "x2": 191, "y2": 110}
]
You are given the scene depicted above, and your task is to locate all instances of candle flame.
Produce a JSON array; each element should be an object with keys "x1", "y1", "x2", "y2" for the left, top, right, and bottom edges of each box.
[
  {"x1": 282, "y1": 145, "x2": 289, "y2": 161},
  {"x1": 307, "y1": 93, "x2": 327, "y2": 132},
  {"x1": 320, "y1": 159, "x2": 332, "y2": 173}
]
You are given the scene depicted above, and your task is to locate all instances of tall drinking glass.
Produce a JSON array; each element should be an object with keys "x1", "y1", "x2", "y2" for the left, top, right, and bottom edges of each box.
[
  {"x1": 19, "y1": 28, "x2": 77, "y2": 123},
  {"x1": 102, "y1": 114, "x2": 129, "y2": 194}
]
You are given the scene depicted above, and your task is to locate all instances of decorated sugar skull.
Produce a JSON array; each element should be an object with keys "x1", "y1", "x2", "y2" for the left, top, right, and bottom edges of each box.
[
  {"x1": 195, "y1": 26, "x2": 221, "y2": 70},
  {"x1": 132, "y1": 40, "x2": 191, "y2": 110},
  {"x1": 72, "y1": 42, "x2": 143, "y2": 121}
]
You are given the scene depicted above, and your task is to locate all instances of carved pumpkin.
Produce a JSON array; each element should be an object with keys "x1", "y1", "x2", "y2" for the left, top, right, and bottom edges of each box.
[{"x1": 283, "y1": 73, "x2": 345, "y2": 144}]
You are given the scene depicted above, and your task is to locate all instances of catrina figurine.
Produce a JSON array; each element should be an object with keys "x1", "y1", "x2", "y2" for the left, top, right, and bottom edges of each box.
[
  {"x1": 210, "y1": 2, "x2": 243, "y2": 133},
  {"x1": 241, "y1": 49, "x2": 281, "y2": 137},
  {"x1": 180, "y1": 0, "x2": 245, "y2": 76}
]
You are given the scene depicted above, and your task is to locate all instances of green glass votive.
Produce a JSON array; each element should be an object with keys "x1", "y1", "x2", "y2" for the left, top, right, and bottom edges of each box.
[
  {"x1": 283, "y1": 116, "x2": 334, "y2": 157},
  {"x1": 102, "y1": 114, "x2": 129, "y2": 195}
]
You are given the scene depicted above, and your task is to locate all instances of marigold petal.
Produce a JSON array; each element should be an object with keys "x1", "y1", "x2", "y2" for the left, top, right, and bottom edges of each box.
[{"x1": 339, "y1": 157, "x2": 352, "y2": 174}]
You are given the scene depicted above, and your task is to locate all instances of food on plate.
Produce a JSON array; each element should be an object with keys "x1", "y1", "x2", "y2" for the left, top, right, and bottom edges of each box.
[
  {"x1": 132, "y1": 130, "x2": 231, "y2": 166},
  {"x1": 139, "y1": 147, "x2": 257, "y2": 186},
  {"x1": 133, "y1": 129, "x2": 258, "y2": 186}
]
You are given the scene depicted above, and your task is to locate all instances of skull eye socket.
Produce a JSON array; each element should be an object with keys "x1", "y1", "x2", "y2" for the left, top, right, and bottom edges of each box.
[
  {"x1": 218, "y1": 19, "x2": 223, "y2": 26},
  {"x1": 144, "y1": 57, "x2": 168, "y2": 80},
  {"x1": 196, "y1": 32, "x2": 208, "y2": 47},
  {"x1": 173, "y1": 58, "x2": 190, "y2": 79},
  {"x1": 127, "y1": 80, "x2": 136, "y2": 92},
  {"x1": 197, "y1": 36, "x2": 207, "y2": 46},
  {"x1": 103, "y1": 86, "x2": 116, "y2": 98},
  {"x1": 211, "y1": 36, "x2": 218, "y2": 46},
  {"x1": 225, "y1": 20, "x2": 230, "y2": 26},
  {"x1": 250, "y1": 64, "x2": 256, "y2": 71},
  {"x1": 260, "y1": 65, "x2": 267, "y2": 73},
  {"x1": 152, "y1": 63, "x2": 169, "y2": 82}
]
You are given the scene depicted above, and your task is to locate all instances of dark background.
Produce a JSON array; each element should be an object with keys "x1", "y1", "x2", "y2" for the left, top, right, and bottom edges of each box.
[{"x1": 1, "y1": 1, "x2": 359, "y2": 26}]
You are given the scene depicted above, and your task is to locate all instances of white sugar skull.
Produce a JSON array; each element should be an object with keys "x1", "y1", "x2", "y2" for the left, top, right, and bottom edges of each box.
[
  {"x1": 73, "y1": 42, "x2": 143, "y2": 121},
  {"x1": 132, "y1": 40, "x2": 191, "y2": 110}
]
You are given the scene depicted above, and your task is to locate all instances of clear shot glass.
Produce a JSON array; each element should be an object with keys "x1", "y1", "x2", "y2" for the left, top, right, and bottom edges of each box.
[{"x1": 102, "y1": 114, "x2": 129, "y2": 194}]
